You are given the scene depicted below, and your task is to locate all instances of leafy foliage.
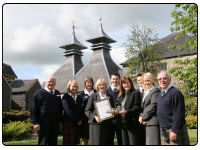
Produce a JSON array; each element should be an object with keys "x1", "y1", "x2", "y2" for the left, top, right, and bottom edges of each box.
[
  {"x1": 123, "y1": 24, "x2": 165, "y2": 75},
  {"x1": 185, "y1": 97, "x2": 197, "y2": 117},
  {"x1": 186, "y1": 115, "x2": 197, "y2": 129},
  {"x1": 3, "y1": 109, "x2": 30, "y2": 123},
  {"x1": 169, "y1": 4, "x2": 197, "y2": 96},
  {"x1": 3, "y1": 121, "x2": 33, "y2": 141}
]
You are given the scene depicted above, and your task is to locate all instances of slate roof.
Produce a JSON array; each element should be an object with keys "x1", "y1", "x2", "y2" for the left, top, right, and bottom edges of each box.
[
  {"x1": 87, "y1": 23, "x2": 116, "y2": 44},
  {"x1": 74, "y1": 22, "x2": 120, "y2": 90},
  {"x1": 3, "y1": 63, "x2": 17, "y2": 78},
  {"x1": 52, "y1": 57, "x2": 75, "y2": 93},
  {"x1": 9, "y1": 79, "x2": 40, "y2": 93},
  {"x1": 121, "y1": 32, "x2": 197, "y2": 66},
  {"x1": 160, "y1": 32, "x2": 197, "y2": 59}
]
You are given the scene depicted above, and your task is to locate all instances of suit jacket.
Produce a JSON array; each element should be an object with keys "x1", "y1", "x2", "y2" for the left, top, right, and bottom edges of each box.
[
  {"x1": 118, "y1": 90, "x2": 141, "y2": 127},
  {"x1": 140, "y1": 87, "x2": 160, "y2": 126},
  {"x1": 62, "y1": 93, "x2": 83, "y2": 123},
  {"x1": 85, "y1": 92, "x2": 113, "y2": 125},
  {"x1": 30, "y1": 88, "x2": 62, "y2": 127}
]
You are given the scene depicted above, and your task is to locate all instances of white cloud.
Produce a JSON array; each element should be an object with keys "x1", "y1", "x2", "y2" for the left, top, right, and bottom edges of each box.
[
  {"x1": 110, "y1": 47, "x2": 127, "y2": 67},
  {"x1": 35, "y1": 64, "x2": 61, "y2": 84},
  {"x1": 9, "y1": 23, "x2": 56, "y2": 53}
]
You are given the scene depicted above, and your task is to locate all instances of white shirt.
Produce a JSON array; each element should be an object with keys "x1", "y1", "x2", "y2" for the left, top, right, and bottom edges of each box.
[
  {"x1": 68, "y1": 92, "x2": 78, "y2": 101},
  {"x1": 99, "y1": 92, "x2": 107, "y2": 99},
  {"x1": 44, "y1": 87, "x2": 55, "y2": 94},
  {"x1": 111, "y1": 85, "x2": 119, "y2": 92},
  {"x1": 162, "y1": 84, "x2": 172, "y2": 94},
  {"x1": 139, "y1": 87, "x2": 144, "y2": 93},
  {"x1": 84, "y1": 89, "x2": 94, "y2": 96}
]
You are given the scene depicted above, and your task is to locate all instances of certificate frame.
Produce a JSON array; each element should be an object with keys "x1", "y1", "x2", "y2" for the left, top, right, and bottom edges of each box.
[{"x1": 94, "y1": 98, "x2": 114, "y2": 121}]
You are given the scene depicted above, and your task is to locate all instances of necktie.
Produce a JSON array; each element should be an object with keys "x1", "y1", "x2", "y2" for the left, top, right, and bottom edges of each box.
[
  {"x1": 161, "y1": 91, "x2": 165, "y2": 96},
  {"x1": 142, "y1": 89, "x2": 144, "y2": 95},
  {"x1": 113, "y1": 88, "x2": 117, "y2": 93},
  {"x1": 50, "y1": 90, "x2": 53, "y2": 95}
]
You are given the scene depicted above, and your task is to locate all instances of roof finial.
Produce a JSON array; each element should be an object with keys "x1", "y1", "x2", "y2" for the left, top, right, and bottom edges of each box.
[
  {"x1": 99, "y1": 17, "x2": 102, "y2": 24},
  {"x1": 72, "y1": 19, "x2": 75, "y2": 33}
]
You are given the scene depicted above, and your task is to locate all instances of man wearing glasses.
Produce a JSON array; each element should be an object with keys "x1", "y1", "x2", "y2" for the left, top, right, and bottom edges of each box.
[{"x1": 157, "y1": 70, "x2": 189, "y2": 145}]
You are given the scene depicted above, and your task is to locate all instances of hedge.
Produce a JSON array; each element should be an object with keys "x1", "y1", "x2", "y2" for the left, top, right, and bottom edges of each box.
[
  {"x1": 3, "y1": 110, "x2": 30, "y2": 123},
  {"x1": 3, "y1": 121, "x2": 33, "y2": 142},
  {"x1": 185, "y1": 97, "x2": 197, "y2": 117},
  {"x1": 186, "y1": 115, "x2": 197, "y2": 129}
]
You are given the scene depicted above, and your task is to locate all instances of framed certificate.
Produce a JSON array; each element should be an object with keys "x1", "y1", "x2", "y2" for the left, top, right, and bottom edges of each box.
[{"x1": 94, "y1": 98, "x2": 114, "y2": 121}]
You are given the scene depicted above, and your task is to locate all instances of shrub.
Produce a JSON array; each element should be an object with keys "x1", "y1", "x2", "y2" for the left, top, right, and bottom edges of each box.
[
  {"x1": 186, "y1": 115, "x2": 197, "y2": 129},
  {"x1": 185, "y1": 97, "x2": 197, "y2": 117},
  {"x1": 3, "y1": 110, "x2": 30, "y2": 123},
  {"x1": 3, "y1": 121, "x2": 33, "y2": 142}
]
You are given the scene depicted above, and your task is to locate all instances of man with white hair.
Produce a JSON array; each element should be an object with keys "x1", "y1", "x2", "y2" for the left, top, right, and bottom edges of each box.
[
  {"x1": 157, "y1": 71, "x2": 189, "y2": 145},
  {"x1": 30, "y1": 76, "x2": 62, "y2": 145}
]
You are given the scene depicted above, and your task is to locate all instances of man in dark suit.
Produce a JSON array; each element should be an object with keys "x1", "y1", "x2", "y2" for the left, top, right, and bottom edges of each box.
[
  {"x1": 136, "y1": 73, "x2": 144, "y2": 96},
  {"x1": 30, "y1": 76, "x2": 62, "y2": 145},
  {"x1": 106, "y1": 72, "x2": 122, "y2": 145},
  {"x1": 136, "y1": 73, "x2": 145, "y2": 145},
  {"x1": 157, "y1": 71, "x2": 189, "y2": 145}
]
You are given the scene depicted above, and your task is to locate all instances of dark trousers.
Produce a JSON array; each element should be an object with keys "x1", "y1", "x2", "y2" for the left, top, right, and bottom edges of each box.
[
  {"x1": 121, "y1": 124, "x2": 138, "y2": 145},
  {"x1": 38, "y1": 125, "x2": 58, "y2": 145},
  {"x1": 110, "y1": 117, "x2": 122, "y2": 145},
  {"x1": 137, "y1": 124, "x2": 145, "y2": 145}
]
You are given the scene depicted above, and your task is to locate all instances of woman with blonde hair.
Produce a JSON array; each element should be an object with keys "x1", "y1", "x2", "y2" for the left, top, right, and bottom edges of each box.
[
  {"x1": 85, "y1": 78, "x2": 114, "y2": 145},
  {"x1": 117, "y1": 76, "x2": 141, "y2": 145},
  {"x1": 62, "y1": 80, "x2": 83, "y2": 145},
  {"x1": 138, "y1": 72, "x2": 161, "y2": 145}
]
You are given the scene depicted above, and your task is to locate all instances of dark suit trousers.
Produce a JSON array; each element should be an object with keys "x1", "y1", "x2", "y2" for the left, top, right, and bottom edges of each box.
[
  {"x1": 121, "y1": 124, "x2": 138, "y2": 145},
  {"x1": 38, "y1": 124, "x2": 58, "y2": 145}
]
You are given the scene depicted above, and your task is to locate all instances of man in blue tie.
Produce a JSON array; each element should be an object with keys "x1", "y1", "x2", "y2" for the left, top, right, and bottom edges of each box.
[
  {"x1": 106, "y1": 72, "x2": 122, "y2": 145},
  {"x1": 157, "y1": 71, "x2": 189, "y2": 145}
]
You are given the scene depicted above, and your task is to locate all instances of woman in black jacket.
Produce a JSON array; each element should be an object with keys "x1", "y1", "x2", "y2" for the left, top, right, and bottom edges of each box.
[
  {"x1": 85, "y1": 78, "x2": 114, "y2": 145},
  {"x1": 118, "y1": 76, "x2": 141, "y2": 145},
  {"x1": 62, "y1": 80, "x2": 83, "y2": 145},
  {"x1": 79, "y1": 77, "x2": 97, "y2": 145}
]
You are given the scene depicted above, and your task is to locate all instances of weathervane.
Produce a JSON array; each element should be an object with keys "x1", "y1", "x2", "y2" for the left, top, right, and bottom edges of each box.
[{"x1": 72, "y1": 19, "x2": 75, "y2": 32}]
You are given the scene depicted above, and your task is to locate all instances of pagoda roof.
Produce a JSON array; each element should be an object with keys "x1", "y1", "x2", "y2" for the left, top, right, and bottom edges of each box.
[
  {"x1": 60, "y1": 23, "x2": 87, "y2": 50},
  {"x1": 87, "y1": 23, "x2": 116, "y2": 44}
]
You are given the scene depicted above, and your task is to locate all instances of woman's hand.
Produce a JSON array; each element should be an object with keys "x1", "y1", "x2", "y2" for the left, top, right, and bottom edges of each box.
[
  {"x1": 95, "y1": 116, "x2": 102, "y2": 123},
  {"x1": 77, "y1": 120, "x2": 82, "y2": 126},
  {"x1": 119, "y1": 110, "x2": 127, "y2": 115},
  {"x1": 139, "y1": 116, "x2": 147, "y2": 125},
  {"x1": 139, "y1": 116, "x2": 143, "y2": 124}
]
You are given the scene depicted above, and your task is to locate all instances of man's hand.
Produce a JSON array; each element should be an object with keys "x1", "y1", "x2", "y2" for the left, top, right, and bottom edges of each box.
[
  {"x1": 170, "y1": 131, "x2": 178, "y2": 142},
  {"x1": 33, "y1": 124, "x2": 40, "y2": 131},
  {"x1": 119, "y1": 110, "x2": 127, "y2": 115}
]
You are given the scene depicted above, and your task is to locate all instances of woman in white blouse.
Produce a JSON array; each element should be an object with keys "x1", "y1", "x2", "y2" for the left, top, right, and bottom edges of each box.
[{"x1": 138, "y1": 72, "x2": 161, "y2": 145}]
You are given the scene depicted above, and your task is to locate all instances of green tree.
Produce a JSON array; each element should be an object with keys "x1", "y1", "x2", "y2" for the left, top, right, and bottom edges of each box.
[
  {"x1": 123, "y1": 24, "x2": 165, "y2": 76},
  {"x1": 169, "y1": 4, "x2": 197, "y2": 96}
]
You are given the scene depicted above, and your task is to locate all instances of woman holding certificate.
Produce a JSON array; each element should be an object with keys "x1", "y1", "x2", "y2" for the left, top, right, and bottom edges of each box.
[
  {"x1": 85, "y1": 78, "x2": 114, "y2": 145},
  {"x1": 118, "y1": 76, "x2": 141, "y2": 145}
]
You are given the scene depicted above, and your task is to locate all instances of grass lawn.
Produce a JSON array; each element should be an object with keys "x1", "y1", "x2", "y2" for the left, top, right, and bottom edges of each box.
[{"x1": 3, "y1": 129, "x2": 197, "y2": 146}]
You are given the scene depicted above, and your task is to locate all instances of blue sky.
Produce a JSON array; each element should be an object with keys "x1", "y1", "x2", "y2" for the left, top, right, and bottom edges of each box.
[{"x1": 3, "y1": 4, "x2": 175, "y2": 83}]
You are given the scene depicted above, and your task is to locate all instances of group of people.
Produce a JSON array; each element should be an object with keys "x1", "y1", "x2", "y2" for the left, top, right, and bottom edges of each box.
[{"x1": 30, "y1": 70, "x2": 190, "y2": 146}]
